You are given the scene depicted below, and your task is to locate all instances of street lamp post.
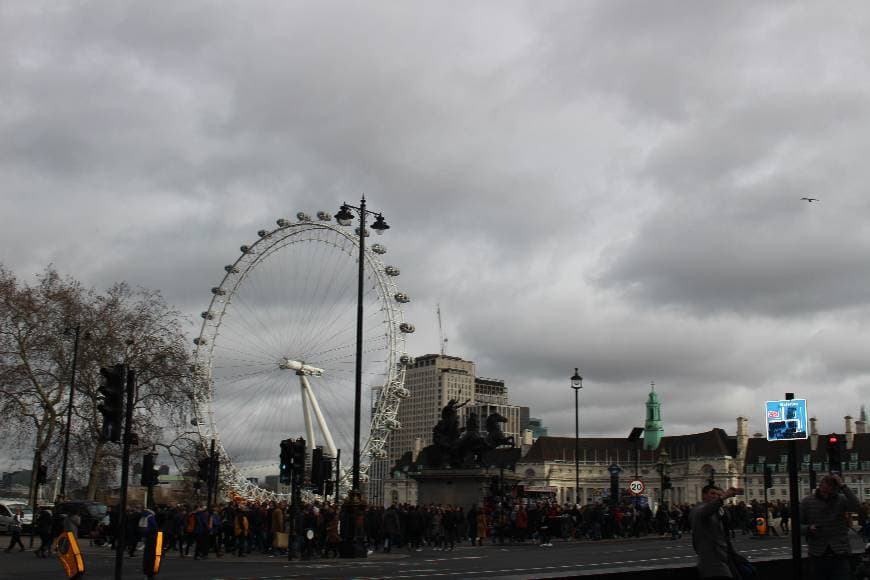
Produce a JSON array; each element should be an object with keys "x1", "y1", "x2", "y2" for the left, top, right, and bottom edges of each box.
[
  {"x1": 59, "y1": 324, "x2": 83, "y2": 501},
  {"x1": 335, "y1": 197, "x2": 389, "y2": 558},
  {"x1": 571, "y1": 368, "x2": 582, "y2": 506},
  {"x1": 656, "y1": 449, "x2": 671, "y2": 513}
]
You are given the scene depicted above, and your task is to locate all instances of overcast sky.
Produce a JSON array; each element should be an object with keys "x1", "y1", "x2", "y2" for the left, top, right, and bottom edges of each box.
[{"x1": 3, "y1": 1, "x2": 870, "y2": 447}]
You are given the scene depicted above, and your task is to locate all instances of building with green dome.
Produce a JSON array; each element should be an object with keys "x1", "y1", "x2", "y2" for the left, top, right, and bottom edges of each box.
[{"x1": 643, "y1": 382, "x2": 663, "y2": 451}]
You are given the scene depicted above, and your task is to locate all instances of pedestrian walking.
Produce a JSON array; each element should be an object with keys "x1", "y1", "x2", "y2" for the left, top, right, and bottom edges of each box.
[
  {"x1": 5, "y1": 507, "x2": 25, "y2": 552},
  {"x1": 138, "y1": 508, "x2": 159, "y2": 580},
  {"x1": 35, "y1": 506, "x2": 53, "y2": 558},
  {"x1": 801, "y1": 473, "x2": 861, "y2": 580}
]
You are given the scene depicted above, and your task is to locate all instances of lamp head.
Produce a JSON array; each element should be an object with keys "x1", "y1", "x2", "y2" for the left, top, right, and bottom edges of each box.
[
  {"x1": 371, "y1": 213, "x2": 390, "y2": 235},
  {"x1": 571, "y1": 368, "x2": 582, "y2": 388},
  {"x1": 335, "y1": 204, "x2": 354, "y2": 226}
]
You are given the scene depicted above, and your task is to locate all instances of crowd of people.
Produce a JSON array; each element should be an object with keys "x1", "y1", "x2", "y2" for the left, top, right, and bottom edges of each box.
[
  {"x1": 9, "y1": 488, "x2": 870, "y2": 580},
  {"x1": 78, "y1": 492, "x2": 868, "y2": 561}
]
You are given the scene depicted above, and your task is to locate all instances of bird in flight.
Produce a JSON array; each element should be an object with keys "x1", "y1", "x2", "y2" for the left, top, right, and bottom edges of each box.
[{"x1": 800, "y1": 197, "x2": 819, "y2": 203}]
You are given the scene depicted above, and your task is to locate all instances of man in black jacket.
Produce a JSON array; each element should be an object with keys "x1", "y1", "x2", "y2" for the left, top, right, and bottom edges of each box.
[{"x1": 801, "y1": 473, "x2": 860, "y2": 580}]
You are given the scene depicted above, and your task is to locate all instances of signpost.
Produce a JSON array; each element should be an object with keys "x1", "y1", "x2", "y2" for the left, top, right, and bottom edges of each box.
[
  {"x1": 628, "y1": 479, "x2": 645, "y2": 495},
  {"x1": 766, "y1": 394, "x2": 806, "y2": 580}
]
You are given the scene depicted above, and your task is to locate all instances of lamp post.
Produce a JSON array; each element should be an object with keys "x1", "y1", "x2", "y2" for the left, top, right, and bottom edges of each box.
[
  {"x1": 571, "y1": 368, "x2": 582, "y2": 506},
  {"x1": 59, "y1": 324, "x2": 85, "y2": 501},
  {"x1": 335, "y1": 196, "x2": 389, "y2": 558},
  {"x1": 656, "y1": 449, "x2": 671, "y2": 513}
]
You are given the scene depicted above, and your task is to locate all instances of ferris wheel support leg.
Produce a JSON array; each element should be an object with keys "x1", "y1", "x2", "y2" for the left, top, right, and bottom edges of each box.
[
  {"x1": 299, "y1": 376, "x2": 316, "y2": 454},
  {"x1": 300, "y1": 374, "x2": 338, "y2": 459}
]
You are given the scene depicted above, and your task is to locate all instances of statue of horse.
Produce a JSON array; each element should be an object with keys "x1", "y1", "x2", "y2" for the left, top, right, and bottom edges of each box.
[{"x1": 484, "y1": 412, "x2": 514, "y2": 448}]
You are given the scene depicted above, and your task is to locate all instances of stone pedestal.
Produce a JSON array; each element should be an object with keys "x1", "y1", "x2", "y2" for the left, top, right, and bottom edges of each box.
[{"x1": 412, "y1": 468, "x2": 522, "y2": 508}]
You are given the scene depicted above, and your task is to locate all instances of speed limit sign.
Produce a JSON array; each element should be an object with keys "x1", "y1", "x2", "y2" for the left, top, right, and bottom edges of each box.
[{"x1": 628, "y1": 479, "x2": 645, "y2": 495}]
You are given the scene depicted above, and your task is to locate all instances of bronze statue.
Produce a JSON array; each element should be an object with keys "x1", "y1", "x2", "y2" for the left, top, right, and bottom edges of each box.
[{"x1": 419, "y1": 401, "x2": 514, "y2": 469}]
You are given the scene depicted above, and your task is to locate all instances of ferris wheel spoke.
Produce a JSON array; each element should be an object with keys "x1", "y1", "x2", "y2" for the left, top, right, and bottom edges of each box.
[{"x1": 227, "y1": 297, "x2": 291, "y2": 361}]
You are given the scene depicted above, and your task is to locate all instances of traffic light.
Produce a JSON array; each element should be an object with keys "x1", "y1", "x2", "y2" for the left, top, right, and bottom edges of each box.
[
  {"x1": 826, "y1": 434, "x2": 843, "y2": 473},
  {"x1": 98, "y1": 365, "x2": 126, "y2": 442},
  {"x1": 37, "y1": 464, "x2": 47, "y2": 485},
  {"x1": 291, "y1": 437, "x2": 306, "y2": 483},
  {"x1": 662, "y1": 475, "x2": 672, "y2": 490},
  {"x1": 279, "y1": 439, "x2": 292, "y2": 484},
  {"x1": 763, "y1": 465, "x2": 772, "y2": 488},
  {"x1": 311, "y1": 447, "x2": 324, "y2": 493},
  {"x1": 197, "y1": 457, "x2": 211, "y2": 484},
  {"x1": 141, "y1": 453, "x2": 159, "y2": 487}
]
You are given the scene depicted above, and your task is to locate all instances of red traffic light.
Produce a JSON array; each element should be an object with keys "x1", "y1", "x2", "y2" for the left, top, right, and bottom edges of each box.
[{"x1": 828, "y1": 435, "x2": 839, "y2": 444}]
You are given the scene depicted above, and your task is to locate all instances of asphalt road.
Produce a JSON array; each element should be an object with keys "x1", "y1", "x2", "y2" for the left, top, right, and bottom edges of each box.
[{"x1": 0, "y1": 534, "x2": 796, "y2": 580}]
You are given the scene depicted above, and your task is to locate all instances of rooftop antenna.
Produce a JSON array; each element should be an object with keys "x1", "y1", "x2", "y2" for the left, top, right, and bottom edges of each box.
[{"x1": 437, "y1": 303, "x2": 448, "y2": 356}]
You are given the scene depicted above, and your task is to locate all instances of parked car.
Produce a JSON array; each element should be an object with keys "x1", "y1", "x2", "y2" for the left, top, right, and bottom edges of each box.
[{"x1": 54, "y1": 501, "x2": 108, "y2": 538}]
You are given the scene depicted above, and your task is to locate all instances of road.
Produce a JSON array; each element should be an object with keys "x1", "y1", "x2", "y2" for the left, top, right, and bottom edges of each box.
[{"x1": 0, "y1": 534, "x2": 795, "y2": 579}]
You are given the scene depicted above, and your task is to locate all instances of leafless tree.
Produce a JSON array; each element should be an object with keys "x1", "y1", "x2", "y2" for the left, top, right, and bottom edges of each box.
[{"x1": 0, "y1": 265, "x2": 198, "y2": 501}]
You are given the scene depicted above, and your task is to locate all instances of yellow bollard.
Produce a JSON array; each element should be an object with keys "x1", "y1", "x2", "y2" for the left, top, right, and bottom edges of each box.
[{"x1": 54, "y1": 531, "x2": 85, "y2": 579}]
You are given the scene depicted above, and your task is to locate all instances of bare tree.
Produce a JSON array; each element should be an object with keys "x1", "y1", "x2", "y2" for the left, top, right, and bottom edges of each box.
[{"x1": 0, "y1": 265, "x2": 198, "y2": 501}]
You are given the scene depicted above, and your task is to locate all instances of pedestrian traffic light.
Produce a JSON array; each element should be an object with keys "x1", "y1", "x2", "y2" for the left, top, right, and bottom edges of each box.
[
  {"x1": 141, "y1": 453, "x2": 159, "y2": 487},
  {"x1": 826, "y1": 434, "x2": 843, "y2": 473},
  {"x1": 279, "y1": 439, "x2": 292, "y2": 484},
  {"x1": 763, "y1": 465, "x2": 772, "y2": 489},
  {"x1": 37, "y1": 464, "x2": 47, "y2": 485},
  {"x1": 98, "y1": 364, "x2": 126, "y2": 442},
  {"x1": 662, "y1": 475, "x2": 672, "y2": 490}
]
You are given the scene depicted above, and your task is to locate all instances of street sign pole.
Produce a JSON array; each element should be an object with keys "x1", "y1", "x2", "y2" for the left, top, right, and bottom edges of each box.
[{"x1": 785, "y1": 393, "x2": 802, "y2": 580}]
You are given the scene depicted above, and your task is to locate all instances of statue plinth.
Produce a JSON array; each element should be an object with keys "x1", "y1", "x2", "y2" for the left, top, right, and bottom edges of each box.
[{"x1": 411, "y1": 467, "x2": 522, "y2": 507}]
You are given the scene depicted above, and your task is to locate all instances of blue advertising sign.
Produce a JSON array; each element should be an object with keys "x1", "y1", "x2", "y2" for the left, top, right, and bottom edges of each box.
[{"x1": 765, "y1": 399, "x2": 808, "y2": 441}]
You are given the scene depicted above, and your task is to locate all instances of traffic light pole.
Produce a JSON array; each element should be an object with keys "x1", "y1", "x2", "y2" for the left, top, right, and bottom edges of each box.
[
  {"x1": 114, "y1": 367, "x2": 135, "y2": 580},
  {"x1": 30, "y1": 448, "x2": 41, "y2": 548},
  {"x1": 334, "y1": 449, "x2": 340, "y2": 505}
]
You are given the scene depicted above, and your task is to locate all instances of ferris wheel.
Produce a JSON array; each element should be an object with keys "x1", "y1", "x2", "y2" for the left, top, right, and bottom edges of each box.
[{"x1": 191, "y1": 210, "x2": 414, "y2": 502}]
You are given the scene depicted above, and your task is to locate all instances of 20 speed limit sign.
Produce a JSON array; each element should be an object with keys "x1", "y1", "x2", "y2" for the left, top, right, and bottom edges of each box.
[{"x1": 628, "y1": 480, "x2": 645, "y2": 495}]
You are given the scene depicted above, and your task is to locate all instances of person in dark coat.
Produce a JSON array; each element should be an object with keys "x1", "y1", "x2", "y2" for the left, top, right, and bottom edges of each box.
[
  {"x1": 382, "y1": 505, "x2": 401, "y2": 552},
  {"x1": 35, "y1": 507, "x2": 53, "y2": 558}
]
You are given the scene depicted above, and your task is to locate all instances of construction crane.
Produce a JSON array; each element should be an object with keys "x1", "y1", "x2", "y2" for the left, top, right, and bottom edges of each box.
[{"x1": 437, "y1": 304, "x2": 448, "y2": 356}]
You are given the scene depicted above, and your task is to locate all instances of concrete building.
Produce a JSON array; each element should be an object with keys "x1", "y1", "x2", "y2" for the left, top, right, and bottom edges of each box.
[{"x1": 517, "y1": 428, "x2": 739, "y2": 507}]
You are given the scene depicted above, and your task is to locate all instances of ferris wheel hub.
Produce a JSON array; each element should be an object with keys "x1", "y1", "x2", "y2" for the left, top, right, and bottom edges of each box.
[{"x1": 278, "y1": 358, "x2": 324, "y2": 376}]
